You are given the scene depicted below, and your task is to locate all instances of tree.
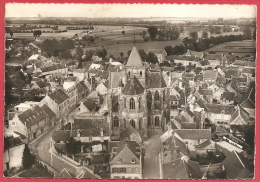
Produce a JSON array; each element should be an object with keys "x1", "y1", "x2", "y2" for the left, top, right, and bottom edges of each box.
[
  {"x1": 242, "y1": 124, "x2": 255, "y2": 152},
  {"x1": 127, "y1": 50, "x2": 131, "y2": 57},
  {"x1": 96, "y1": 48, "x2": 107, "y2": 59},
  {"x1": 121, "y1": 30, "x2": 125, "y2": 36},
  {"x1": 33, "y1": 30, "x2": 42, "y2": 39},
  {"x1": 75, "y1": 47, "x2": 83, "y2": 60},
  {"x1": 22, "y1": 144, "x2": 33, "y2": 169},
  {"x1": 201, "y1": 31, "x2": 208, "y2": 39},
  {"x1": 138, "y1": 50, "x2": 147, "y2": 62},
  {"x1": 146, "y1": 52, "x2": 159, "y2": 64},
  {"x1": 120, "y1": 52, "x2": 124, "y2": 59},
  {"x1": 243, "y1": 26, "x2": 252, "y2": 40},
  {"x1": 10, "y1": 31, "x2": 14, "y2": 39},
  {"x1": 142, "y1": 31, "x2": 147, "y2": 39},
  {"x1": 147, "y1": 26, "x2": 158, "y2": 40},
  {"x1": 189, "y1": 31, "x2": 198, "y2": 42},
  {"x1": 164, "y1": 46, "x2": 174, "y2": 56},
  {"x1": 65, "y1": 138, "x2": 81, "y2": 159}
]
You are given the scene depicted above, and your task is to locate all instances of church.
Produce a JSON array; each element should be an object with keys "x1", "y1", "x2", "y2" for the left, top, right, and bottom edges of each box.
[{"x1": 108, "y1": 45, "x2": 169, "y2": 140}]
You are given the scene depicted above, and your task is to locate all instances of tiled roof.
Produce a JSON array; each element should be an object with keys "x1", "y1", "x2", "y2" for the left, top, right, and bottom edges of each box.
[
  {"x1": 175, "y1": 129, "x2": 211, "y2": 140},
  {"x1": 195, "y1": 139, "x2": 212, "y2": 149},
  {"x1": 205, "y1": 104, "x2": 235, "y2": 114},
  {"x1": 148, "y1": 63, "x2": 161, "y2": 71},
  {"x1": 120, "y1": 126, "x2": 142, "y2": 142},
  {"x1": 196, "y1": 98, "x2": 209, "y2": 111},
  {"x1": 76, "y1": 81, "x2": 89, "y2": 93},
  {"x1": 40, "y1": 64, "x2": 66, "y2": 72},
  {"x1": 203, "y1": 70, "x2": 218, "y2": 78},
  {"x1": 40, "y1": 104, "x2": 56, "y2": 118},
  {"x1": 230, "y1": 107, "x2": 249, "y2": 125},
  {"x1": 122, "y1": 76, "x2": 144, "y2": 95},
  {"x1": 51, "y1": 130, "x2": 71, "y2": 142},
  {"x1": 35, "y1": 80, "x2": 48, "y2": 88},
  {"x1": 18, "y1": 105, "x2": 48, "y2": 127},
  {"x1": 198, "y1": 89, "x2": 213, "y2": 96},
  {"x1": 146, "y1": 72, "x2": 167, "y2": 88},
  {"x1": 242, "y1": 68, "x2": 255, "y2": 75},
  {"x1": 240, "y1": 88, "x2": 255, "y2": 109},
  {"x1": 195, "y1": 74, "x2": 203, "y2": 82},
  {"x1": 222, "y1": 151, "x2": 251, "y2": 179},
  {"x1": 186, "y1": 49, "x2": 204, "y2": 58},
  {"x1": 72, "y1": 118, "x2": 109, "y2": 137},
  {"x1": 126, "y1": 46, "x2": 143, "y2": 67},
  {"x1": 48, "y1": 89, "x2": 69, "y2": 105},
  {"x1": 233, "y1": 60, "x2": 254, "y2": 66}
]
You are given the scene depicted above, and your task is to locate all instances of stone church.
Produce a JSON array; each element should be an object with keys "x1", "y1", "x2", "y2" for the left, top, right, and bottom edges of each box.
[{"x1": 108, "y1": 45, "x2": 169, "y2": 140}]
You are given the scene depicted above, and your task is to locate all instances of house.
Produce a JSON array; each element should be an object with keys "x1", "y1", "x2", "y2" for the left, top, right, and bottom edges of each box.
[
  {"x1": 14, "y1": 101, "x2": 40, "y2": 113},
  {"x1": 213, "y1": 88, "x2": 226, "y2": 102},
  {"x1": 63, "y1": 81, "x2": 78, "y2": 109},
  {"x1": 185, "y1": 49, "x2": 204, "y2": 59},
  {"x1": 169, "y1": 95, "x2": 180, "y2": 109},
  {"x1": 95, "y1": 80, "x2": 109, "y2": 95},
  {"x1": 195, "y1": 139, "x2": 216, "y2": 155},
  {"x1": 40, "y1": 104, "x2": 56, "y2": 126},
  {"x1": 9, "y1": 105, "x2": 50, "y2": 142},
  {"x1": 222, "y1": 151, "x2": 253, "y2": 179},
  {"x1": 40, "y1": 89, "x2": 70, "y2": 118},
  {"x1": 76, "y1": 81, "x2": 89, "y2": 101},
  {"x1": 225, "y1": 69, "x2": 241, "y2": 81},
  {"x1": 29, "y1": 80, "x2": 50, "y2": 92},
  {"x1": 119, "y1": 126, "x2": 143, "y2": 144},
  {"x1": 220, "y1": 92, "x2": 235, "y2": 105},
  {"x1": 161, "y1": 156, "x2": 202, "y2": 179},
  {"x1": 77, "y1": 98, "x2": 99, "y2": 114},
  {"x1": 203, "y1": 54, "x2": 223, "y2": 68},
  {"x1": 240, "y1": 88, "x2": 255, "y2": 118},
  {"x1": 230, "y1": 106, "x2": 250, "y2": 127},
  {"x1": 109, "y1": 141, "x2": 144, "y2": 179},
  {"x1": 4, "y1": 129, "x2": 25, "y2": 172},
  {"x1": 174, "y1": 129, "x2": 211, "y2": 146},
  {"x1": 148, "y1": 49, "x2": 167, "y2": 63},
  {"x1": 196, "y1": 60, "x2": 210, "y2": 69},
  {"x1": 215, "y1": 141, "x2": 244, "y2": 157},
  {"x1": 205, "y1": 104, "x2": 235, "y2": 127},
  {"x1": 203, "y1": 70, "x2": 218, "y2": 84},
  {"x1": 72, "y1": 118, "x2": 110, "y2": 143},
  {"x1": 71, "y1": 69, "x2": 87, "y2": 81}
]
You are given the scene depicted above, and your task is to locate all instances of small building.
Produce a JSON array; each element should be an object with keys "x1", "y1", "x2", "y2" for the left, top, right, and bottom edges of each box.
[{"x1": 148, "y1": 49, "x2": 167, "y2": 63}]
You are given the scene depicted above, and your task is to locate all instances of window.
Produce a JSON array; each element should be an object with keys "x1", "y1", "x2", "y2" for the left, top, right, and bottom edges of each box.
[
  {"x1": 112, "y1": 168, "x2": 117, "y2": 173},
  {"x1": 130, "y1": 120, "x2": 135, "y2": 128},
  {"x1": 163, "y1": 90, "x2": 166, "y2": 101},
  {"x1": 128, "y1": 71, "x2": 131, "y2": 77},
  {"x1": 139, "y1": 98, "x2": 141, "y2": 109},
  {"x1": 128, "y1": 168, "x2": 132, "y2": 173},
  {"x1": 12, "y1": 122, "x2": 16, "y2": 126},
  {"x1": 113, "y1": 116, "x2": 119, "y2": 127},
  {"x1": 120, "y1": 168, "x2": 126, "y2": 173},
  {"x1": 131, "y1": 158, "x2": 136, "y2": 163},
  {"x1": 155, "y1": 91, "x2": 160, "y2": 101},
  {"x1": 124, "y1": 97, "x2": 126, "y2": 109},
  {"x1": 140, "y1": 71, "x2": 142, "y2": 77},
  {"x1": 139, "y1": 119, "x2": 142, "y2": 129},
  {"x1": 130, "y1": 98, "x2": 135, "y2": 109},
  {"x1": 155, "y1": 116, "x2": 160, "y2": 126},
  {"x1": 135, "y1": 167, "x2": 139, "y2": 173}
]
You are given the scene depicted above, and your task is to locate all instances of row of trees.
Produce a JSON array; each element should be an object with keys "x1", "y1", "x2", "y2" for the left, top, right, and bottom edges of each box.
[{"x1": 146, "y1": 26, "x2": 180, "y2": 41}]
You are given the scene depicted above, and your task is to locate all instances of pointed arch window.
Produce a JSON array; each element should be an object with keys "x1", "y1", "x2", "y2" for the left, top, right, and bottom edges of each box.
[
  {"x1": 155, "y1": 116, "x2": 160, "y2": 126},
  {"x1": 113, "y1": 116, "x2": 119, "y2": 127},
  {"x1": 130, "y1": 119, "x2": 135, "y2": 128},
  {"x1": 155, "y1": 91, "x2": 160, "y2": 101},
  {"x1": 139, "y1": 98, "x2": 141, "y2": 109},
  {"x1": 130, "y1": 98, "x2": 135, "y2": 109},
  {"x1": 139, "y1": 118, "x2": 142, "y2": 129},
  {"x1": 163, "y1": 90, "x2": 166, "y2": 101},
  {"x1": 140, "y1": 71, "x2": 142, "y2": 77},
  {"x1": 124, "y1": 97, "x2": 126, "y2": 109}
]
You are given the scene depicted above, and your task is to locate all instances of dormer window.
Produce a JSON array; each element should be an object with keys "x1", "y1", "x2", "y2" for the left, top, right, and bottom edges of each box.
[{"x1": 131, "y1": 158, "x2": 136, "y2": 163}]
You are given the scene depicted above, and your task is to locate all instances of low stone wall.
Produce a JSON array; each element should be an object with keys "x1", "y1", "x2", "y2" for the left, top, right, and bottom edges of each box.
[{"x1": 36, "y1": 159, "x2": 57, "y2": 177}]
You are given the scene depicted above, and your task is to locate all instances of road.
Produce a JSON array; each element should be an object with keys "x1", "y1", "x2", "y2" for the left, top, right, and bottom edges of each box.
[{"x1": 143, "y1": 134, "x2": 161, "y2": 179}]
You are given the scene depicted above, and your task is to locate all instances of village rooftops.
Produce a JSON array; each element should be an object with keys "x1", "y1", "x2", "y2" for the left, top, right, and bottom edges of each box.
[
  {"x1": 48, "y1": 89, "x2": 69, "y2": 105},
  {"x1": 148, "y1": 49, "x2": 166, "y2": 54},
  {"x1": 204, "y1": 53, "x2": 223, "y2": 60},
  {"x1": 40, "y1": 104, "x2": 56, "y2": 118}
]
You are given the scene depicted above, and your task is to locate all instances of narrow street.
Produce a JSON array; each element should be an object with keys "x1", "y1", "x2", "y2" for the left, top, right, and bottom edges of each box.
[{"x1": 143, "y1": 134, "x2": 161, "y2": 179}]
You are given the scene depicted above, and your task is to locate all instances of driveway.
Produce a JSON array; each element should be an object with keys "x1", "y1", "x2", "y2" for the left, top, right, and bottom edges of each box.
[{"x1": 143, "y1": 134, "x2": 161, "y2": 179}]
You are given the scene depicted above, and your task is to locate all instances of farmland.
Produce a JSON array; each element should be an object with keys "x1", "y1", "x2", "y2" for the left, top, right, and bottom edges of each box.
[{"x1": 206, "y1": 40, "x2": 256, "y2": 57}]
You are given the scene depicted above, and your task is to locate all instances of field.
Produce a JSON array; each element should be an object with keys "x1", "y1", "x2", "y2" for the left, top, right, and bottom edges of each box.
[{"x1": 206, "y1": 40, "x2": 256, "y2": 57}]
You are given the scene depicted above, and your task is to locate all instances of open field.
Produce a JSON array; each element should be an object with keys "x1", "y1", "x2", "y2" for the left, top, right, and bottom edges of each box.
[{"x1": 206, "y1": 40, "x2": 256, "y2": 57}]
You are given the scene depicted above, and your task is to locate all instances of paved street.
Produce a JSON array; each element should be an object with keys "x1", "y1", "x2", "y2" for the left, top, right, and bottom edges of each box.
[{"x1": 143, "y1": 134, "x2": 161, "y2": 179}]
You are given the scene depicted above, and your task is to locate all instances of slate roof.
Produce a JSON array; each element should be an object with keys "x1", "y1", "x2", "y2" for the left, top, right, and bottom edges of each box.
[
  {"x1": 196, "y1": 98, "x2": 209, "y2": 111},
  {"x1": 146, "y1": 72, "x2": 167, "y2": 88},
  {"x1": 222, "y1": 151, "x2": 252, "y2": 179},
  {"x1": 56, "y1": 168, "x2": 72, "y2": 178},
  {"x1": 51, "y1": 130, "x2": 71, "y2": 142},
  {"x1": 230, "y1": 107, "x2": 249, "y2": 126},
  {"x1": 112, "y1": 95, "x2": 119, "y2": 113},
  {"x1": 48, "y1": 89, "x2": 69, "y2": 105},
  {"x1": 222, "y1": 92, "x2": 235, "y2": 101},
  {"x1": 76, "y1": 81, "x2": 89, "y2": 92},
  {"x1": 126, "y1": 46, "x2": 143, "y2": 67},
  {"x1": 40, "y1": 104, "x2": 56, "y2": 118},
  {"x1": 205, "y1": 104, "x2": 235, "y2": 114},
  {"x1": 72, "y1": 118, "x2": 109, "y2": 137},
  {"x1": 175, "y1": 129, "x2": 211, "y2": 140},
  {"x1": 35, "y1": 80, "x2": 48, "y2": 88},
  {"x1": 240, "y1": 88, "x2": 255, "y2": 109},
  {"x1": 18, "y1": 105, "x2": 48, "y2": 127},
  {"x1": 122, "y1": 76, "x2": 144, "y2": 95},
  {"x1": 110, "y1": 72, "x2": 123, "y2": 89}
]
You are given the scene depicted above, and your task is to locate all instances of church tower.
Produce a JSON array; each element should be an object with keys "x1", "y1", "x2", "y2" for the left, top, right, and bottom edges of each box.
[{"x1": 125, "y1": 46, "x2": 146, "y2": 87}]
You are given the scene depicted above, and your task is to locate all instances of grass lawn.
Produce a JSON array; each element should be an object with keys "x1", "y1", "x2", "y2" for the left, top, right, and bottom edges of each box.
[{"x1": 18, "y1": 165, "x2": 54, "y2": 178}]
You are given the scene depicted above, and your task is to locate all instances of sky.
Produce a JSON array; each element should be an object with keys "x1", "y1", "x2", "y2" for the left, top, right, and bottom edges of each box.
[{"x1": 5, "y1": 4, "x2": 256, "y2": 19}]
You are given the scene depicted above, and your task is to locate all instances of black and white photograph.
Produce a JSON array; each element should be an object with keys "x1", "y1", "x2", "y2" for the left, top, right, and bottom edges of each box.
[{"x1": 4, "y1": 3, "x2": 256, "y2": 179}]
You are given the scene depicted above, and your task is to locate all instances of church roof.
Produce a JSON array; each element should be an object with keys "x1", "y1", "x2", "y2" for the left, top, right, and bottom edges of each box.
[
  {"x1": 122, "y1": 76, "x2": 144, "y2": 95},
  {"x1": 126, "y1": 46, "x2": 143, "y2": 67},
  {"x1": 146, "y1": 72, "x2": 167, "y2": 88}
]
